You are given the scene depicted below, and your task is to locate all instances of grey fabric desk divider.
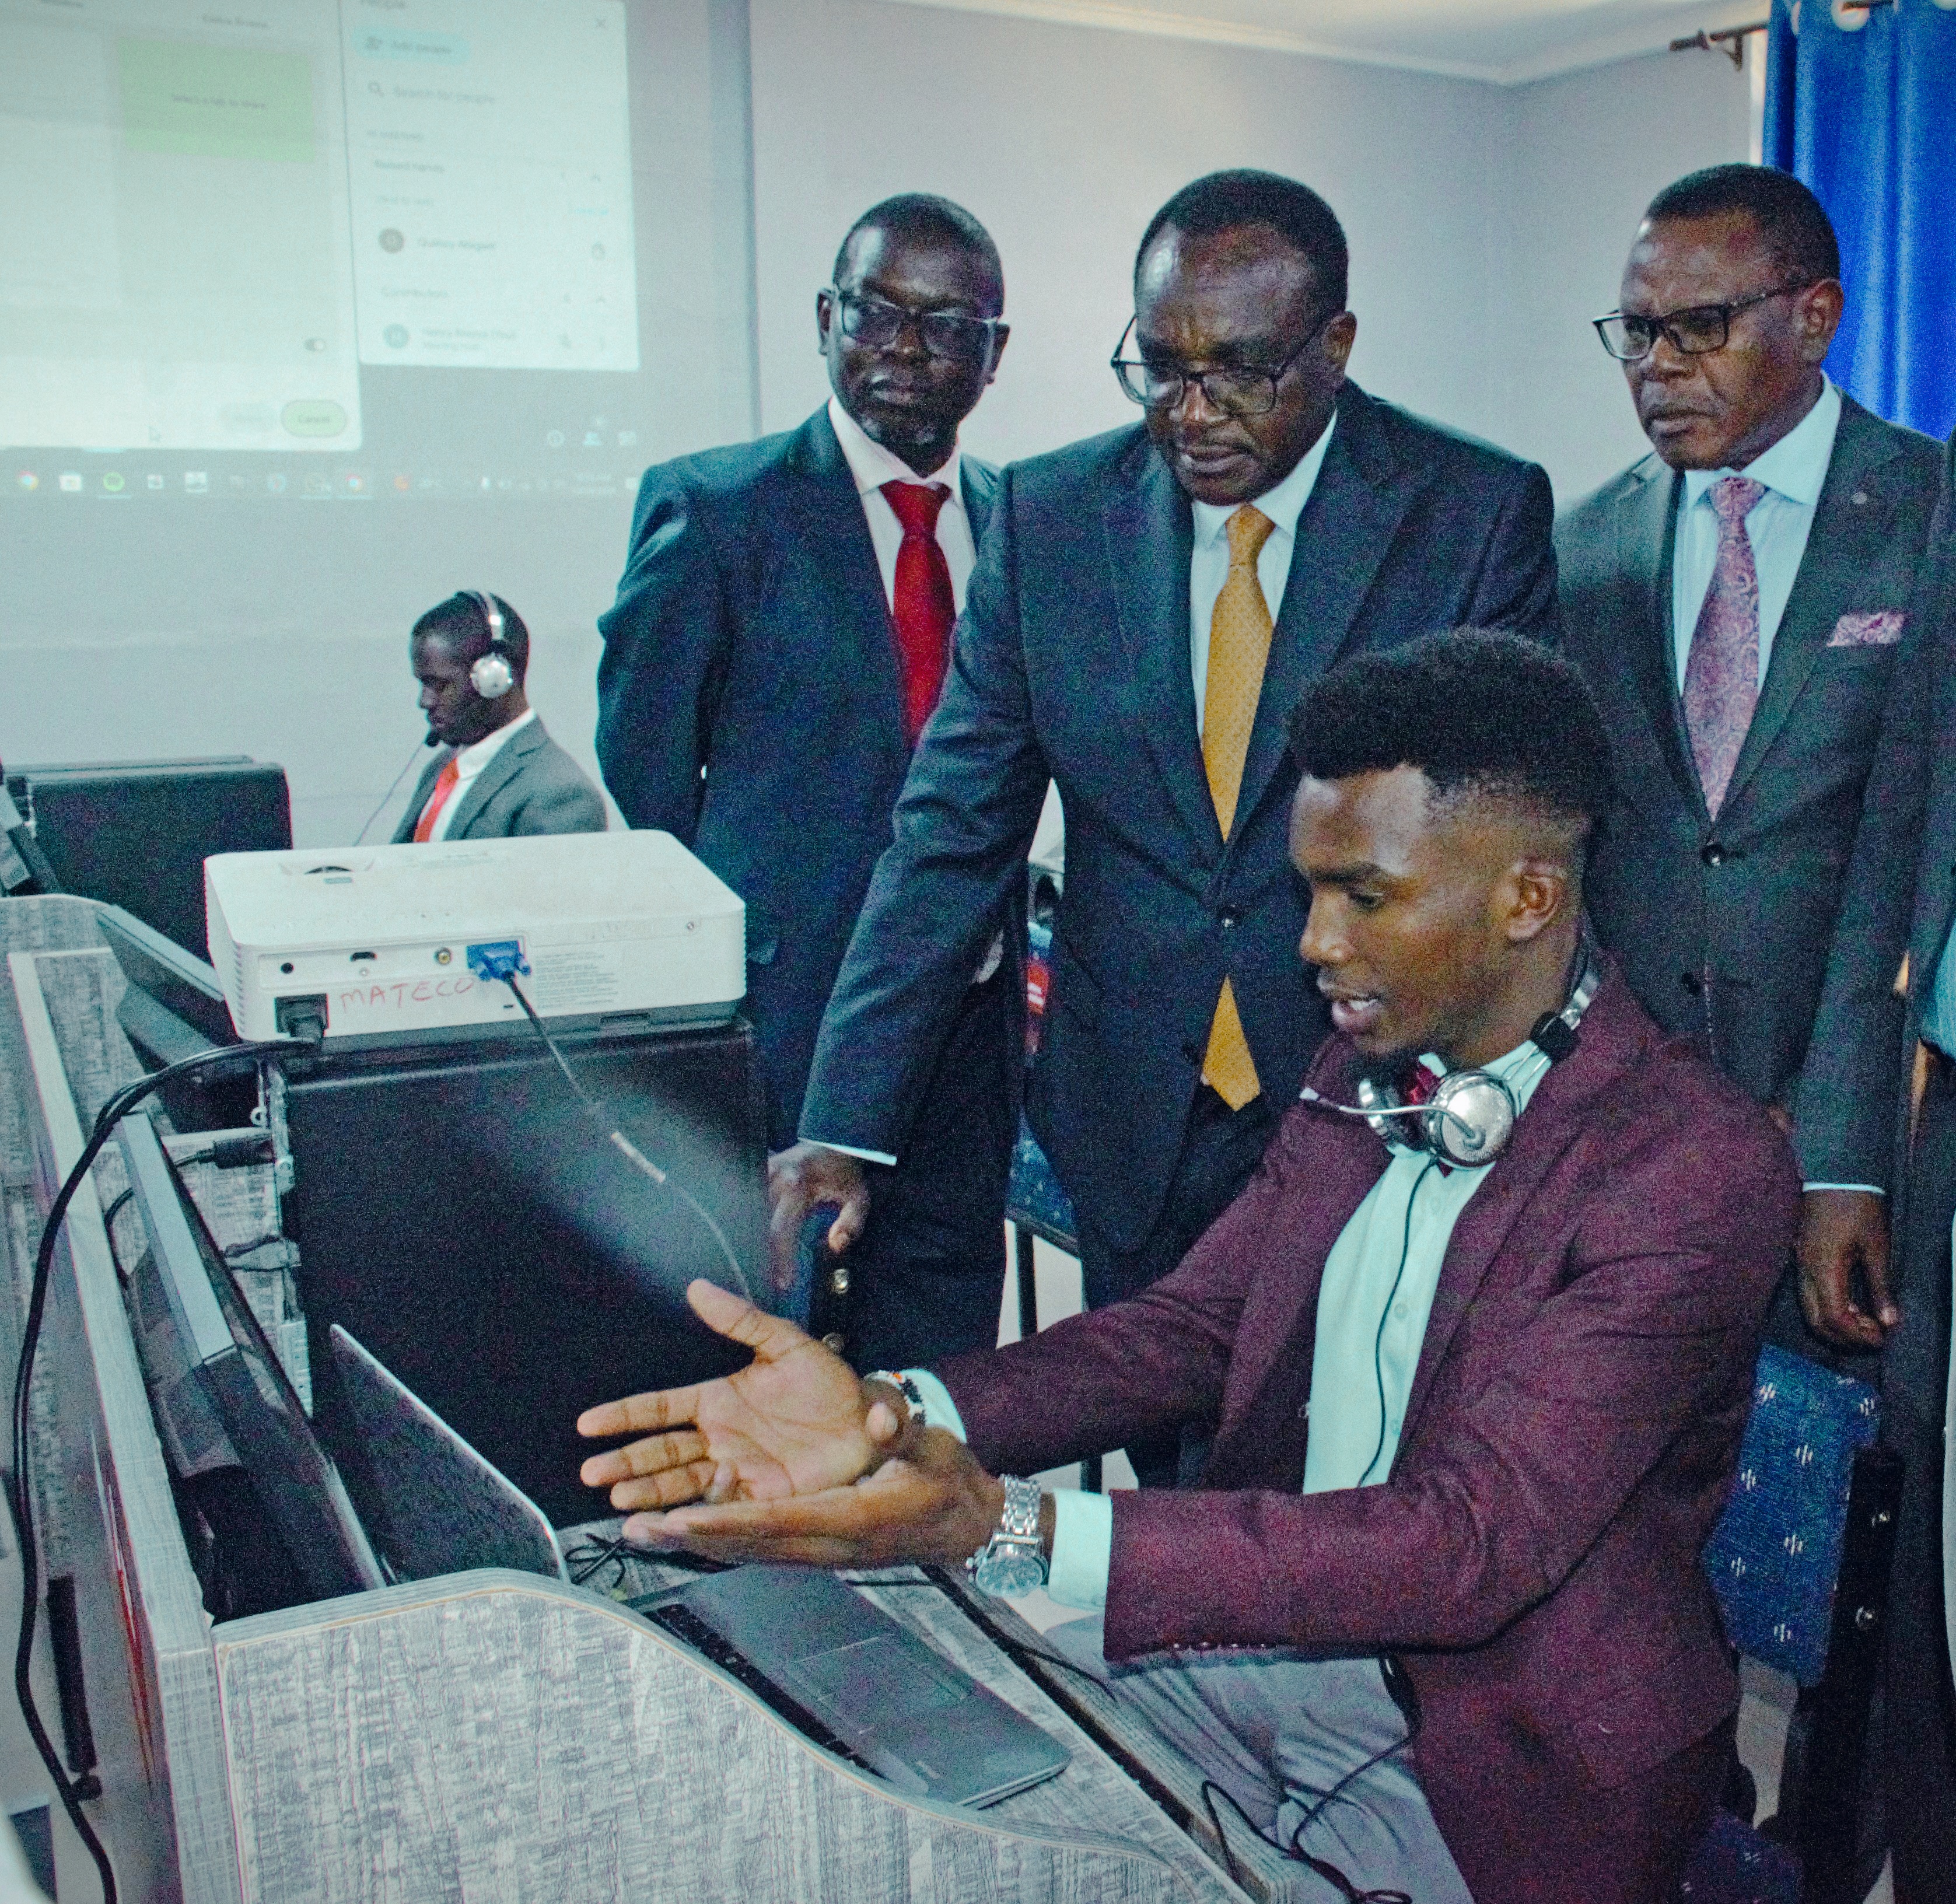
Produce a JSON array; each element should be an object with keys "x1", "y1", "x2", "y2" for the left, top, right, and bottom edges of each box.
[{"x1": 1, "y1": 929, "x2": 1265, "y2": 1903}]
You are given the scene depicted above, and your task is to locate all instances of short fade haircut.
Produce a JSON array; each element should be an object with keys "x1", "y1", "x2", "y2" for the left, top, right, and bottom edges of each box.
[
  {"x1": 412, "y1": 591, "x2": 530, "y2": 682},
  {"x1": 1644, "y1": 163, "x2": 1840, "y2": 285},
  {"x1": 1291, "y1": 629, "x2": 1614, "y2": 836},
  {"x1": 1136, "y1": 170, "x2": 1348, "y2": 311},
  {"x1": 832, "y1": 194, "x2": 1003, "y2": 311}
]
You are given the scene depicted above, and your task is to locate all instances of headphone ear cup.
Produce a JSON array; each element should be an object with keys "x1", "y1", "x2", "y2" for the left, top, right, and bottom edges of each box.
[{"x1": 471, "y1": 653, "x2": 515, "y2": 699}]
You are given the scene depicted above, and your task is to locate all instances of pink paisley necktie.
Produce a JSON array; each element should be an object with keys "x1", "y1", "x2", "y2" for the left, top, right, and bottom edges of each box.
[{"x1": 1681, "y1": 475, "x2": 1766, "y2": 817}]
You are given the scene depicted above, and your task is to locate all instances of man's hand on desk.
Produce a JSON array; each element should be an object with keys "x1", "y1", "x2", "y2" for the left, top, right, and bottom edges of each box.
[
  {"x1": 577, "y1": 1278, "x2": 1026, "y2": 1570},
  {"x1": 766, "y1": 1142, "x2": 872, "y2": 1293},
  {"x1": 1797, "y1": 1188, "x2": 1896, "y2": 1350},
  {"x1": 577, "y1": 1280, "x2": 891, "y2": 1509}
]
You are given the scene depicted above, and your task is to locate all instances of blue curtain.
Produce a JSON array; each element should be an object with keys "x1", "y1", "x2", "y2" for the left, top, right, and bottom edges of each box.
[{"x1": 1763, "y1": 0, "x2": 1956, "y2": 440}]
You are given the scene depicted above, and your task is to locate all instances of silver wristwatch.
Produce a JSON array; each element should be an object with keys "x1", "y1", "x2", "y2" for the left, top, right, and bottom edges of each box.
[{"x1": 967, "y1": 1475, "x2": 1048, "y2": 1595}]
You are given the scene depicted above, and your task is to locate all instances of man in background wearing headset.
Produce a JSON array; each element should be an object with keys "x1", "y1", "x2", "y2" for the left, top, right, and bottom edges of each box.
[
  {"x1": 397, "y1": 590, "x2": 607, "y2": 842},
  {"x1": 580, "y1": 634, "x2": 1794, "y2": 1903}
]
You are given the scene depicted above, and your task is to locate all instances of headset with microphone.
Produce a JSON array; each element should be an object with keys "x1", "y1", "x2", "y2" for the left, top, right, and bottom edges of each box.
[
  {"x1": 1299, "y1": 934, "x2": 1602, "y2": 1169},
  {"x1": 466, "y1": 589, "x2": 517, "y2": 700}
]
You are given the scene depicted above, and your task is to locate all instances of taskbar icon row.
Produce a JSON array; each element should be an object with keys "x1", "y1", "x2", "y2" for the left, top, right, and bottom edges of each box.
[{"x1": 9, "y1": 467, "x2": 634, "y2": 500}]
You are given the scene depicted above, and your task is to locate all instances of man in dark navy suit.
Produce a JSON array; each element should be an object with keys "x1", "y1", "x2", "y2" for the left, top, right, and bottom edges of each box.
[
  {"x1": 770, "y1": 172, "x2": 1559, "y2": 1480},
  {"x1": 596, "y1": 195, "x2": 1013, "y2": 1373}
]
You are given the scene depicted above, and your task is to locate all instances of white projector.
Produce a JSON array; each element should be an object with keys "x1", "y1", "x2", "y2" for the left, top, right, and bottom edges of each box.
[{"x1": 205, "y1": 831, "x2": 746, "y2": 1044}]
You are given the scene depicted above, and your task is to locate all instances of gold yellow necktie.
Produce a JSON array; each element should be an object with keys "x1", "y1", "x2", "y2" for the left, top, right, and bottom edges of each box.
[{"x1": 1199, "y1": 504, "x2": 1277, "y2": 1110}]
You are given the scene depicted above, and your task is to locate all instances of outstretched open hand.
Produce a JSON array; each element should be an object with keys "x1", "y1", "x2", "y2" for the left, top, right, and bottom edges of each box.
[{"x1": 576, "y1": 1280, "x2": 898, "y2": 1513}]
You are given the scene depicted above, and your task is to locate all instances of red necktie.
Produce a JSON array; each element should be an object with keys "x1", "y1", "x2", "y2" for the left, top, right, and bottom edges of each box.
[
  {"x1": 880, "y1": 480, "x2": 956, "y2": 745},
  {"x1": 412, "y1": 756, "x2": 461, "y2": 842}
]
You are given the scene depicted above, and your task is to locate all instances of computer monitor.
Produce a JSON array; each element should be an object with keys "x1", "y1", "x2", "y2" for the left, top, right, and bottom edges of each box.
[
  {"x1": 6, "y1": 757, "x2": 290, "y2": 959},
  {"x1": 96, "y1": 903, "x2": 237, "y2": 1059},
  {"x1": 117, "y1": 1111, "x2": 385, "y2": 1618}
]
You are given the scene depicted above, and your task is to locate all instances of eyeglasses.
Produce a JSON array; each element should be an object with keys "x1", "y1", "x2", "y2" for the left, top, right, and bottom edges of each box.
[
  {"x1": 1591, "y1": 283, "x2": 1813, "y2": 362},
  {"x1": 1109, "y1": 310, "x2": 1334, "y2": 418},
  {"x1": 827, "y1": 289, "x2": 1004, "y2": 362}
]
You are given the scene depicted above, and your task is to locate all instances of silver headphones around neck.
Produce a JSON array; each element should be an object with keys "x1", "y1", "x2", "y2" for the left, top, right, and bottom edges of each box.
[
  {"x1": 1300, "y1": 936, "x2": 1602, "y2": 1169},
  {"x1": 467, "y1": 590, "x2": 516, "y2": 700}
]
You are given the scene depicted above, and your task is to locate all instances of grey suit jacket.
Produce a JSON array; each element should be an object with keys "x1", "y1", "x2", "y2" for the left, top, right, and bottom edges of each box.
[
  {"x1": 1558, "y1": 394, "x2": 1941, "y2": 1114},
  {"x1": 393, "y1": 718, "x2": 607, "y2": 843},
  {"x1": 1800, "y1": 428, "x2": 1956, "y2": 1191},
  {"x1": 801, "y1": 383, "x2": 1559, "y2": 1254}
]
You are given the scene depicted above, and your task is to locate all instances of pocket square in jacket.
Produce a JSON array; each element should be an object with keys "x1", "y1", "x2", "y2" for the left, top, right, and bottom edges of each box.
[{"x1": 1828, "y1": 609, "x2": 1907, "y2": 648}]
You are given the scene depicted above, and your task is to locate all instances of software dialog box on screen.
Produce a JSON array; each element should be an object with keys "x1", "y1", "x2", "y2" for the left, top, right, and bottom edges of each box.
[{"x1": 0, "y1": 0, "x2": 638, "y2": 456}]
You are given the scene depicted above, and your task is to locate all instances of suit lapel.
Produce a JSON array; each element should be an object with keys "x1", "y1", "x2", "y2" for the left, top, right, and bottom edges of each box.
[
  {"x1": 1102, "y1": 442, "x2": 1217, "y2": 855},
  {"x1": 1619, "y1": 460, "x2": 1703, "y2": 816},
  {"x1": 784, "y1": 410, "x2": 905, "y2": 738},
  {"x1": 1236, "y1": 389, "x2": 1413, "y2": 833},
  {"x1": 1398, "y1": 984, "x2": 1642, "y2": 1445},
  {"x1": 961, "y1": 459, "x2": 1000, "y2": 546},
  {"x1": 1720, "y1": 400, "x2": 1915, "y2": 816},
  {"x1": 447, "y1": 722, "x2": 544, "y2": 838}
]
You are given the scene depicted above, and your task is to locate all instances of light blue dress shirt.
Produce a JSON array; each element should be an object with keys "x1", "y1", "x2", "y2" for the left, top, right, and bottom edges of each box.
[
  {"x1": 904, "y1": 1038, "x2": 1553, "y2": 1611},
  {"x1": 1670, "y1": 377, "x2": 1841, "y2": 690}
]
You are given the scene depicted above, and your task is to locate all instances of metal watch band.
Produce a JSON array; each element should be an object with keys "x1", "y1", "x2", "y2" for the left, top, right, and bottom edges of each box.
[{"x1": 998, "y1": 1474, "x2": 1041, "y2": 1542}]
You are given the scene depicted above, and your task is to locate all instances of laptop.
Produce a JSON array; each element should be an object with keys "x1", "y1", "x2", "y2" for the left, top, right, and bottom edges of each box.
[
  {"x1": 642, "y1": 1565, "x2": 1070, "y2": 1807},
  {"x1": 328, "y1": 1328, "x2": 1070, "y2": 1808},
  {"x1": 327, "y1": 1324, "x2": 566, "y2": 1583}
]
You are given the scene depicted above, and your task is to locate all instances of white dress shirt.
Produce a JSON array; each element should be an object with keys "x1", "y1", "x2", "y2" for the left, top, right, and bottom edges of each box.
[
  {"x1": 424, "y1": 708, "x2": 536, "y2": 842},
  {"x1": 901, "y1": 1035, "x2": 1552, "y2": 1612},
  {"x1": 1189, "y1": 414, "x2": 1338, "y2": 733},
  {"x1": 811, "y1": 398, "x2": 991, "y2": 1169},
  {"x1": 827, "y1": 394, "x2": 977, "y2": 614},
  {"x1": 1671, "y1": 377, "x2": 1842, "y2": 690}
]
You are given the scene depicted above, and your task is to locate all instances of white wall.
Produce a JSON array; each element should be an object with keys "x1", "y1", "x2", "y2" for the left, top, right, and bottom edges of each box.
[
  {"x1": 749, "y1": 0, "x2": 1752, "y2": 502},
  {"x1": 1497, "y1": 44, "x2": 1754, "y2": 502}
]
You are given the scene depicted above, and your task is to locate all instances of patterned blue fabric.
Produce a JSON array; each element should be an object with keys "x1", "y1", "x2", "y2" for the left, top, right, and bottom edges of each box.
[
  {"x1": 1703, "y1": 1344, "x2": 1881, "y2": 1686},
  {"x1": 1678, "y1": 1808, "x2": 1803, "y2": 1904},
  {"x1": 1007, "y1": 1119, "x2": 1079, "y2": 1251}
]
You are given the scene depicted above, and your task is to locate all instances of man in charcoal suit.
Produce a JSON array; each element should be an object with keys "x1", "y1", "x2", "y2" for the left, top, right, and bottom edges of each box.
[
  {"x1": 769, "y1": 169, "x2": 1559, "y2": 1482},
  {"x1": 596, "y1": 195, "x2": 1014, "y2": 1371},
  {"x1": 1555, "y1": 164, "x2": 1942, "y2": 1362},
  {"x1": 1796, "y1": 426, "x2": 1956, "y2": 1902},
  {"x1": 397, "y1": 590, "x2": 606, "y2": 843}
]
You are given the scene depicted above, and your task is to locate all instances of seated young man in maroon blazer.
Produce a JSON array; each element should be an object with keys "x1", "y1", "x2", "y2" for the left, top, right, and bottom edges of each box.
[{"x1": 577, "y1": 631, "x2": 1796, "y2": 1904}]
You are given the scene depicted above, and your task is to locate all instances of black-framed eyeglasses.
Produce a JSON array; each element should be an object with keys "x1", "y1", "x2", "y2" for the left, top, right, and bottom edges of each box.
[
  {"x1": 1591, "y1": 282, "x2": 1813, "y2": 362},
  {"x1": 826, "y1": 288, "x2": 1005, "y2": 362},
  {"x1": 1109, "y1": 310, "x2": 1334, "y2": 418}
]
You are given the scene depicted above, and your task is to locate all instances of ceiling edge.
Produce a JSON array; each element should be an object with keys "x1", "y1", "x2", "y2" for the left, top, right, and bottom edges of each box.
[{"x1": 873, "y1": 0, "x2": 1768, "y2": 87}]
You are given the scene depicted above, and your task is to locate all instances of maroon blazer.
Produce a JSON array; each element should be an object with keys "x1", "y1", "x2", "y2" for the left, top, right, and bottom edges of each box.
[{"x1": 939, "y1": 972, "x2": 1796, "y2": 1902}]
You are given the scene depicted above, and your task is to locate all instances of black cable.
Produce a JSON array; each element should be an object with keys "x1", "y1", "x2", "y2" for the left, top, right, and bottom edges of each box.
[
  {"x1": 350, "y1": 740, "x2": 431, "y2": 845},
  {"x1": 496, "y1": 972, "x2": 753, "y2": 1302},
  {"x1": 1357, "y1": 1159, "x2": 1440, "y2": 1489},
  {"x1": 11, "y1": 1035, "x2": 304, "y2": 1904},
  {"x1": 98, "y1": 1190, "x2": 135, "y2": 1286}
]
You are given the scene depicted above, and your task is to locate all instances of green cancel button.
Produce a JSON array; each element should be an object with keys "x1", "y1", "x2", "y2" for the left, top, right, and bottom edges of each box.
[{"x1": 282, "y1": 401, "x2": 348, "y2": 438}]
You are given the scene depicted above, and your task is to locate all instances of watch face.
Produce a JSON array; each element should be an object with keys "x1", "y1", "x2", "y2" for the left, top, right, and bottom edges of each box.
[{"x1": 974, "y1": 1545, "x2": 1047, "y2": 1597}]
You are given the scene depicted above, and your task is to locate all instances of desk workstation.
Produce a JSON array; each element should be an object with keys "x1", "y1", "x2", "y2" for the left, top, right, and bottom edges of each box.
[{"x1": 0, "y1": 861, "x2": 1269, "y2": 1904}]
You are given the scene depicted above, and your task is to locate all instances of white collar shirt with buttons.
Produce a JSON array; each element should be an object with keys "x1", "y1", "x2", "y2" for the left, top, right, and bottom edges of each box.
[
  {"x1": 425, "y1": 708, "x2": 536, "y2": 842},
  {"x1": 1671, "y1": 376, "x2": 1842, "y2": 691},
  {"x1": 827, "y1": 393, "x2": 977, "y2": 614},
  {"x1": 1188, "y1": 412, "x2": 1337, "y2": 736}
]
